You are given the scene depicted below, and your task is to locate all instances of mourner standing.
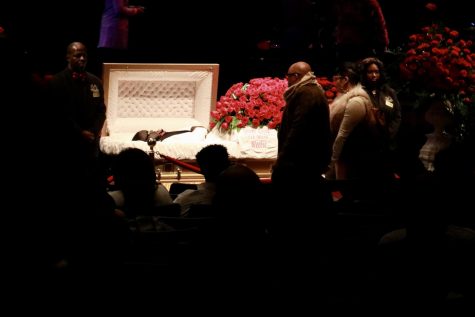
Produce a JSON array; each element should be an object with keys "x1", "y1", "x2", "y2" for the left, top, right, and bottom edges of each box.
[{"x1": 48, "y1": 41, "x2": 106, "y2": 183}]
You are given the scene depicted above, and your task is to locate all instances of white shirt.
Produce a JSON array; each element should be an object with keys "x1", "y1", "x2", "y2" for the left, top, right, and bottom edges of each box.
[
  {"x1": 108, "y1": 184, "x2": 173, "y2": 208},
  {"x1": 173, "y1": 182, "x2": 216, "y2": 216}
]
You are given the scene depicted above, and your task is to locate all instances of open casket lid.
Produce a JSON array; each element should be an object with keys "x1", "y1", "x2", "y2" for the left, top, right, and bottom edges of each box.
[{"x1": 102, "y1": 63, "x2": 219, "y2": 135}]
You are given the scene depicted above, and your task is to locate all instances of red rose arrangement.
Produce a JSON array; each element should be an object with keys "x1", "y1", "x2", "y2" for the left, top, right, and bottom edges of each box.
[
  {"x1": 399, "y1": 22, "x2": 475, "y2": 143},
  {"x1": 399, "y1": 23, "x2": 474, "y2": 114},
  {"x1": 317, "y1": 76, "x2": 337, "y2": 103},
  {"x1": 211, "y1": 76, "x2": 336, "y2": 131}
]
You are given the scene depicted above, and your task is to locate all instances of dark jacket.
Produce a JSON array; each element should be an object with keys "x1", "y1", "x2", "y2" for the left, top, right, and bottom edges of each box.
[
  {"x1": 48, "y1": 68, "x2": 106, "y2": 161},
  {"x1": 275, "y1": 79, "x2": 331, "y2": 177}
]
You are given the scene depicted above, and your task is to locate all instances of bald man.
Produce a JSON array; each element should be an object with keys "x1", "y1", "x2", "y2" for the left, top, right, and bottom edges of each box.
[
  {"x1": 48, "y1": 42, "x2": 106, "y2": 180},
  {"x1": 274, "y1": 61, "x2": 331, "y2": 180},
  {"x1": 270, "y1": 61, "x2": 333, "y2": 295},
  {"x1": 271, "y1": 60, "x2": 332, "y2": 228}
]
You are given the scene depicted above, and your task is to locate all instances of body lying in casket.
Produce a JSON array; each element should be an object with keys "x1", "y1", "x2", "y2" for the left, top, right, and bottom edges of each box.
[{"x1": 99, "y1": 63, "x2": 276, "y2": 183}]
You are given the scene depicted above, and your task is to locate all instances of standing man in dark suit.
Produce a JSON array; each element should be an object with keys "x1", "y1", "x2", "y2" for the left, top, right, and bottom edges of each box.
[
  {"x1": 48, "y1": 41, "x2": 106, "y2": 181},
  {"x1": 270, "y1": 61, "x2": 333, "y2": 309},
  {"x1": 45, "y1": 42, "x2": 111, "y2": 272}
]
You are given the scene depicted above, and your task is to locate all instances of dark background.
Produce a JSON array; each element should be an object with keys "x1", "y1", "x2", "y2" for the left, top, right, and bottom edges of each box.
[{"x1": 1, "y1": 0, "x2": 472, "y2": 96}]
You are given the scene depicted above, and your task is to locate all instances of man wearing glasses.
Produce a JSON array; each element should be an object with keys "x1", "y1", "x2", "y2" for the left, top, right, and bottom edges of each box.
[
  {"x1": 271, "y1": 61, "x2": 333, "y2": 300},
  {"x1": 274, "y1": 61, "x2": 332, "y2": 185}
]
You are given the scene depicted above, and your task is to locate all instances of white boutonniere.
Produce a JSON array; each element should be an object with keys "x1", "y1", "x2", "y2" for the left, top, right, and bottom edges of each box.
[
  {"x1": 385, "y1": 96, "x2": 394, "y2": 108},
  {"x1": 90, "y1": 84, "x2": 100, "y2": 98}
]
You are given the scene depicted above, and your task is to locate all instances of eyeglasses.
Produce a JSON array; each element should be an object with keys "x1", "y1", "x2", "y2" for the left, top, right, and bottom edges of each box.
[
  {"x1": 285, "y1": 73, "x2": 301, "y2": 78},
  {"x1": 332, "y1": 75, "x2": 343, "y2": 81}
]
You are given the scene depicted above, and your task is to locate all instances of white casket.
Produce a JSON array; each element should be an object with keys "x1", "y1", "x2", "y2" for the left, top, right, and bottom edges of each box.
[{"x1": 100, "y1": 63, "x2": 276, "y2": 183}]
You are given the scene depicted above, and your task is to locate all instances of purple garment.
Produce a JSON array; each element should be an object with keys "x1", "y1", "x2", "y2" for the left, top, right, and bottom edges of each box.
[{"x1": 98, "y1": 0, "x2": 136, "y2": 49}]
